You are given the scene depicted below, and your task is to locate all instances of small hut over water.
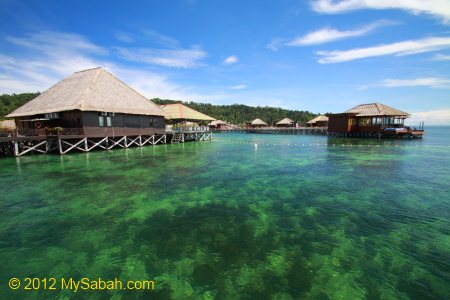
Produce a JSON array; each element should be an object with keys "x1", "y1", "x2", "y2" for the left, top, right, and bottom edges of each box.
[
  {"x1": 159, "y1": 103, "x2": 215, "y2": 131},
  {"x1": 328, "y1": 103, "x2": 423, "y2": 137},
  {"x1": 275, "y1": 118, "x2": 295, "y2": 127},
  {"x1": 209, "y1": 120, "x2": 229, "y2": 130},
  {"x1": 247, "y1": 118, "x2": 268, "y2": 128},
  {"x1": 160, "y1": 103, "x2": 214, "y2": 122},
  {"x1": 306, "y1": 116, "x2": 329, "y2": 128}
]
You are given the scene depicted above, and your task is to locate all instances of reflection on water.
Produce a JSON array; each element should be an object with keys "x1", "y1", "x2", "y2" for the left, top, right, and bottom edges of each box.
[{"x1": 0, "y1": 127, "x2": 449, "y2": 299}]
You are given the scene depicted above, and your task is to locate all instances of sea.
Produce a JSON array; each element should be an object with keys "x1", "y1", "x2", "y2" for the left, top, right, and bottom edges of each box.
[{"x1": 0, "y1": 126, "x2": 449, "y2": 299}]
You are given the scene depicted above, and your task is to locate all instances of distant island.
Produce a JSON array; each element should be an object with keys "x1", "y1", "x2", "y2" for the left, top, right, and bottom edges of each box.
[{"x1": 0, "y1": 93, "x2": 317, "y2": 126}]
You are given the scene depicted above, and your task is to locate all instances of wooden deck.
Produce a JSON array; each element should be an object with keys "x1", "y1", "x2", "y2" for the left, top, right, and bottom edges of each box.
[{"x1": 0, "y1": 128, "x2": 212, "y2": 157}]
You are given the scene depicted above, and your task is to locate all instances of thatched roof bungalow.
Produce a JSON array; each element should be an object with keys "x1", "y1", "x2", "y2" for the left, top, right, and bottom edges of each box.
[
  {"x1": 7, "y1": 67, "x2": 167, "y2": 137},
  {"x1": 247, "y1": 118, "x2": 268, "y2": 128},
  {"x1": 328, "y1": 103, "x2": 410, "y2": 134},
  {"x1": 306, "y1": 115, "x2": 328, "y2": 128},
  {"x1": 160, "y1": 103, "x2": 215, "y2": 123},
  {"x1": 275, "y1": 118, "x2": 295, "y2": 127},
  {"x1": 208, "y1": 120, "x2": 229, "y2": 130}
]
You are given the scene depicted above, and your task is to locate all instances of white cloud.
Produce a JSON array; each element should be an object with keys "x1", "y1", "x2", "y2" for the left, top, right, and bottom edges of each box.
[
  {"x1": 116, "y1": 47, "x2": 207, "y2": 68},
  {"x1": 382, "y1": 77, "x2": 450, "y2": 88},
  {"x1": 229, "y1": 84, "x2": 246, "y2": 90},
  {"x1": 317, "y1": 36, "x2": 450, "y2": 63},
  {"x1": 142, "y1": 29, "x2": 180, "y2": 48},
  {"x1": 432, "y1": 53, "x2": 450, "y2": 60},
  {"x1": 286, "y1": 21, "x2": 392, "y2": 46},
  {"x1": 311, "y1": 0, "x2": 450, "y2": 23},
  {"x1": 223, "y1": 55, "x2": 239, "y2": 64},
  {"x1": 266, "y1": 39, "x2": 284, "y2": 51},
  {"x1": 0, "y1": 31, "x2": 213, "y2": 101},
  {"x1": 114, "y1": 31, "x2": 135, "y2": 43},
  {"x1": 406, "y1": 109, "x2": 450, "y2": 125}
]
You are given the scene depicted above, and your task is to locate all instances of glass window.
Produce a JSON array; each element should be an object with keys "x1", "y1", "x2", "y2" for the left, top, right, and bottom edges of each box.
[
  {"x1": 98, "y1": 116, "x2": 104, "y2": 127},
  {"x1": 106, "y1": 116, "x2": 112, "y2": 127}
]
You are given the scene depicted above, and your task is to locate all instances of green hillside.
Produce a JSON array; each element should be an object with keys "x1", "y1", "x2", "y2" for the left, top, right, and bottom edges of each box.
[{"x1": 1, "y1": 93, "x2": 317, "y2": 125}]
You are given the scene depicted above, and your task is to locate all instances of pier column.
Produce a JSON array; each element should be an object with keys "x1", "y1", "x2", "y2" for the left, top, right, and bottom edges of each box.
[
  {"x1": 58, "y1": 139, "x2": 63, "y2": 155},
  {"x1": 13, "y1": 140, "x2": 19, "y2": 157}
]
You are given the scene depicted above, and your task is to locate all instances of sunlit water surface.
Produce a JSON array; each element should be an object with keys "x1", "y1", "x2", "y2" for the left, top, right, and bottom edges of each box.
[{"x1": 0, "y1": 127, "x2": 449, "y2": 299}]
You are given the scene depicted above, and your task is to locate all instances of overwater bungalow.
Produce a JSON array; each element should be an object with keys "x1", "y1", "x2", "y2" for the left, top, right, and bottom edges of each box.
[
  {"x1": 275, "y1": 118, "x2": 296, "y2": 128},
  {"x1": 209, "y1": 120, "x2": 229, "y2": 131},
  {"x1": 306, "y1": 116, "x2": 329, "y2": 128},
  {"x1": 159, "y1": 103, "x2": 214, "y2": 142},
  {"x1": 3, "y1": 67, "x2": 174, "y2": 155},
  {"x1": 7, "y1": 67, "x2": 167, "y2": 137},
  {"x1": 328, "y1": 103, "x2": 424, "y2": 138},
  {"x1": 160, "y1": 103, "x2": 215, "y2": 126},
  {"x1": 247, "y1": 118, "x2": 268, "y2": 128}
]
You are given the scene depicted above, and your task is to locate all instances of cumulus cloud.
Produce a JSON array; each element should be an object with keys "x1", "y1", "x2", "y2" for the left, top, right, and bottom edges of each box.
[
  {"x1": 223, "y1": 55, "x2": 239, "y2": 64},
  {"x1": 317, "y1": 36, "x2": 450, "y2": 63}
]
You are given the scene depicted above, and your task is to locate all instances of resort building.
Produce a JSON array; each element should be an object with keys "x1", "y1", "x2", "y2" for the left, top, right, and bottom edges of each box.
[
  {"x1": 159, "y1": 103, "x2": 214, "y2": 143},
  {"x1": 306, "y1": 116, "x2": 329, "y2": 128},
  {"x1": 159, "y1": 103, "x2": 215, "y2": 125},
  {"x1": 7, "y1": 67, "x2": 167, "y2": 137},
  {"x1": 209, "y1": 120, "x2": 229, "y2": 131},
  {"x1": 275, "y1": 118, "x2": 296, "y2": 127},
  {"x1": 328, "y1": 103, "x2": 423, "y2": 137},
  {"x1": 247, "y1": 118, "x2": 268, "y2": 128},
  {"x1": 2, "y1": 67, "x2": 211, "y2": 156}
]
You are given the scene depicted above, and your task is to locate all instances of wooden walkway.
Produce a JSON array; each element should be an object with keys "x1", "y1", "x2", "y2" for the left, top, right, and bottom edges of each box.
[
  {"x1": 213, "y1": 127, "x2": 328, "y2": 135},
  {"x1": 0, "y1": 129, "x2": 212, "y2": 157}
]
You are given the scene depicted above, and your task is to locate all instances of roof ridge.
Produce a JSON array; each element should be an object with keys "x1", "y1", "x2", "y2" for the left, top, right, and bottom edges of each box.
[
  {"x1": 78, "y1": 68, "x2": 102, "y2": 111},
  {"x1": 74, "y1": 67, "x2": 102, "y2": 74}
]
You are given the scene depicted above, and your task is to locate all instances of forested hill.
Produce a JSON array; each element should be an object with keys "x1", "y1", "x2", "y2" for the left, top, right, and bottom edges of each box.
[
  {"x1": 151, "y1": 98, "x2": 317, "y2": 125},
  {"x1": 0, "y1": 93, "x2": 40, "y2": 119},
  {"x1": 0, "y1": 93, "x2": 317, "y2": 125}
]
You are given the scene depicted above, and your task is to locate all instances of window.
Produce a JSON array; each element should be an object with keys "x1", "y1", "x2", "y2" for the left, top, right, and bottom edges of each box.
[
  {"x1": 358, "y1": 118, "x2": 371, "y2": 126},
  {"x1": 106, "y1": 116, "x2": 112, "y2": 127},
  {"x1": 99, "y1": 116, "x2": 104, "y2": 127},
  {"x1": 45, "y1": 112, "x2": 60, "y2": 119}
]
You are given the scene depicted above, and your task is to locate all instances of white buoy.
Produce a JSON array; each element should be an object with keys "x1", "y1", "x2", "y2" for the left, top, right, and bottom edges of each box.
[{"x1": 254, "y1": 143, "x2": 258, "y2": 149}]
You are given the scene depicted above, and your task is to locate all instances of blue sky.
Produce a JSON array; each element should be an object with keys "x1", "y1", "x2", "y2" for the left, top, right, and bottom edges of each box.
[{"x1": 0, "y1": 0, "x2": 449, "y2": 125}]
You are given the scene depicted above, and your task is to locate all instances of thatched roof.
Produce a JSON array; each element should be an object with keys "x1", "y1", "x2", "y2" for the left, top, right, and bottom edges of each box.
[
  {"x1": 276, "y1": 117, "x2": 294, "y2": 125},
  {"x1": 160, "y1": 103, "x2": 215, "y2": 121},
  {"x1": 7, "y1": 67, "x2": 167, "y2": 118},
  {"x1": 345, "y1": 103, "x2": 409, "y2": 117},
  {"x1": 307, "y1": 115, "x2": 329, "y2": 124},
  {"x1": 209, "y1": 120, "x2": 227, "y2": 126},
  {"x1": 251, "y1": 118, "x2": 268, "y2": 125}
]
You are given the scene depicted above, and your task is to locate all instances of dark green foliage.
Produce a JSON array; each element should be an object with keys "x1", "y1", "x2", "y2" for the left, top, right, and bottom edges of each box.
[
  {"x1": 151, "y1": 98, "x2": 317, "y2": 125},
  {"x1": 0, "y1": 93, "x2": 317, "y2": 125},
  {"x1": 0, "y1": 93, "x2": 40, "y2": 120}
]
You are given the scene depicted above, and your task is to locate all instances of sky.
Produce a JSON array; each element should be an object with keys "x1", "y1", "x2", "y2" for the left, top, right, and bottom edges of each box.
[{"x1": 0, "y1": 0, "x2": 449, "y2": 125}]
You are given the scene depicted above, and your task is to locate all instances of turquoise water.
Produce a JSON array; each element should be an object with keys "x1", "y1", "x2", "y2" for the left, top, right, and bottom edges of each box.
[{"x1": 0, "y1": 127, "x2": 449, "y2": 299}]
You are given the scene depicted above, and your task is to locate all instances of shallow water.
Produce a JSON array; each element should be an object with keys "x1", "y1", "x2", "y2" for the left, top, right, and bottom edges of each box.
[{"x1": 0, "y1": 127, "x2": 449, "y2": 299}]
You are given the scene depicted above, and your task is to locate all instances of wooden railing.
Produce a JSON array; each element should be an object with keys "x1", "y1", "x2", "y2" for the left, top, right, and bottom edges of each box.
[
  {"x1": 0, "y1": 128, "x2": 16, "y2": 137},
  {"x1": 15, "y1": 128, "x2": 85, "y2": 137},
  {"x1": 167, "y1": 126, "x2": 211, "y2": 133}
]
